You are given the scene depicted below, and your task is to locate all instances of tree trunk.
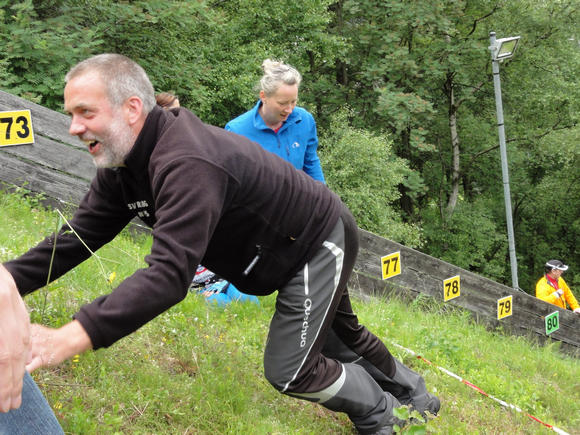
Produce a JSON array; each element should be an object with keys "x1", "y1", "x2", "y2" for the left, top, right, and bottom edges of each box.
[{"x1": 446, "y1": 73, "x2": 460, "y2": 219}]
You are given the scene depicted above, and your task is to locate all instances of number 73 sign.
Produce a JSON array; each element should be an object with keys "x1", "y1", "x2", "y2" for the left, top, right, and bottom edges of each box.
[{"x1": 0, "y1": 110, "x2": 34, "y2": 147}]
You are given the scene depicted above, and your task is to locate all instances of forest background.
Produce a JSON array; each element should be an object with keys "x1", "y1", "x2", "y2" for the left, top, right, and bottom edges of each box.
[{"x1": 1, "y1": 0, "x2": 578, "y2": 295}]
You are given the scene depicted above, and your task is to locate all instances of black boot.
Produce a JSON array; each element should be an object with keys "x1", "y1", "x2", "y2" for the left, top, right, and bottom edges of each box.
[
  {"x1": 322, "y1": 331, "x2": 439, "y2": 418},
  {"x1": 289, "y1": 363, "x2": 406, "y2": 434},
  {"x1": 389, "y1": 359, "x2": 440, "y2": 418}
]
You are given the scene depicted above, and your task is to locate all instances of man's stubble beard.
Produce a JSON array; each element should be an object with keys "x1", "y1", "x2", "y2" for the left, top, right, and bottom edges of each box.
[{"x1": 93, "y1": 113, "x2": 137, "y2": 168}]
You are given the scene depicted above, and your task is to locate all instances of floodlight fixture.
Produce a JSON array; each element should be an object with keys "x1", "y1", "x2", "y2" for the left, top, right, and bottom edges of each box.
[{"x1": 490, "y1": 35, "x2": 520, "y2": 61}]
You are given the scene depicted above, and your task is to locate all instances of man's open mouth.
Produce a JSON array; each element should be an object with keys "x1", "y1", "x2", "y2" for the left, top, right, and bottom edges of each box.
[{"x1": 84, "y1": 140, "x2": 100, "y2": 153}]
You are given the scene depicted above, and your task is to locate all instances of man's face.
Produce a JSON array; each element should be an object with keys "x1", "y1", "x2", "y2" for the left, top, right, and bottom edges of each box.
[
  {"x1": 64, "y1": 72, "x2": 136, "y2": 168},
  {"x1": 548, "y1": 269, "x2": 563, "y2": 279}
]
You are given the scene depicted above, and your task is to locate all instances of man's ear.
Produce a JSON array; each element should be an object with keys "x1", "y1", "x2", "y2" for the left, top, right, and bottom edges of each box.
[{"x1": 124, "y1": 96, "x2": 144, "y2": 126}]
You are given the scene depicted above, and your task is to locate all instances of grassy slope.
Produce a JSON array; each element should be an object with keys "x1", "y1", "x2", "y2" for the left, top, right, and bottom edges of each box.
[{"x1": 1, "y1": 190, "x2": 578, "y2": 434}]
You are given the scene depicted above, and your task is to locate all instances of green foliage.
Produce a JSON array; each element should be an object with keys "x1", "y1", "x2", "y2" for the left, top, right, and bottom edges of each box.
[
  {"x1": 50, "y1": 0, "x2": 221, "y2": 118},
  {"x1": 0, "y1": 0, "x2": 101, "y2": 107},
  {"x1": 515, "y1": 126, "x2": 580, "y2": 294},
  {"x1": 209, "y1": 0, "x2": 343, "y2": 125},
  {"x1": 319, "y1": 110, "x2": 422, "y2": 247},
  {"x1": 421, "y1": 196, "x2": 508, "y2": 281},
  {"x1": 376, "y1": 87, "x2": 436, "y2": 153},
  {"x1": 393, "y1": 405, "x2": 427, "y2": 434},
  {"x1": 51, "y1": 0, "x2": 340, "y2": 126}
]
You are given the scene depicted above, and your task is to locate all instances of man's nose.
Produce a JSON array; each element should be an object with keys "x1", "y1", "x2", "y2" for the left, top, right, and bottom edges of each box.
[{"x1": 69, "y1": 116, "x2": 86, "y2": 136}]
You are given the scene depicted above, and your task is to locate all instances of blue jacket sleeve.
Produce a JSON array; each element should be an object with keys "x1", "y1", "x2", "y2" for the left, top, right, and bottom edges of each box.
[{"x1": 301, "y1": 113, "x2": 325, "y2": 183}]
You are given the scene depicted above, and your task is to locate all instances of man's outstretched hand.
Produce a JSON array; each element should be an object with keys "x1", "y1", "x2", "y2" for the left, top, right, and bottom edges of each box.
[
  {"x1": 27, "y1": 320, "x2": 93, "y2": 373},
  {"x1": 0, "y1": 265, "x2": 30, "y2": 413}
]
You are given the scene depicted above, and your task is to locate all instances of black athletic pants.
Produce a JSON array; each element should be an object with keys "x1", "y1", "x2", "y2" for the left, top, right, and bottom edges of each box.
[{"x1": 263, "y1": 205, "x2": 396, "y2": 395}]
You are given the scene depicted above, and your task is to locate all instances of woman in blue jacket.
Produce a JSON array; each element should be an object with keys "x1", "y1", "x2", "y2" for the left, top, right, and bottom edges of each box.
[
  {"x1": 191, "y1": 59, "x2": 326, "y2": 306},
  {"x1": 225, "y1": 59, "x2": 325, "y2": 183}
]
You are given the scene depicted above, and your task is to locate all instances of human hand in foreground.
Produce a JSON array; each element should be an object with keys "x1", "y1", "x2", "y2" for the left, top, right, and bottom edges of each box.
[
  {"x1": 0, "y1": 265, "x2": 30, "y2": 413},
  {"x1": 26, "y1": 320, "x2": 93, "y2": 373},
  {"x1": 552, "y1": 289, "x2": 564, "y2": 298}
]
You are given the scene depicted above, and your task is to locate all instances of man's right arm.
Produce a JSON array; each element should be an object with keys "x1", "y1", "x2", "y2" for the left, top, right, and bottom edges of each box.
[
  {"x1": 5, "y1": 173, "x2": 134, "y2": 296},
  {"x1": 0, "y1": 264, "x2": 30, "y2": 413}
]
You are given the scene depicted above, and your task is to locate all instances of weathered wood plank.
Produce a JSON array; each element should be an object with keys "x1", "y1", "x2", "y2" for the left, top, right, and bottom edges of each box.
[
  {"x1": 0, "y1": 89, "x2": 84, "y2": 149},
  {"x1": 352, "y1": 230, "x2": 580, "y2": 355},
  {"x1": 348, "y1": 272, "x2": 579, "y2": 356},
  {"x1": 0, "y1": 152, "x2": 90, "y2": 204},
  {"x1": 0, "y1": 135, "x2": 95, "y2": 181}
]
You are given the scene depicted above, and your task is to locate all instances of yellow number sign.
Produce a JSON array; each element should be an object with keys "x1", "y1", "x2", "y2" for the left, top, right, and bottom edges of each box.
[
  {"x1": 381, "y1": 251, "x2": 401, "y2": 280},
  {"x1": 497, "y1": 295, "x2": 513, "y2": 320},
  {"x1": 443, "y1": 275, "x2": 460, "y2": 302},
  {"x1": 0, "y1": 110, "x2": 34, "y2": 147}
]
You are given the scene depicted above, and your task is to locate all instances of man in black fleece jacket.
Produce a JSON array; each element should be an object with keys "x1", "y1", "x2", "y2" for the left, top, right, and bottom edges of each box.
[{"x1": 0, "y1": 54, "x2": 438, "y2": 435}]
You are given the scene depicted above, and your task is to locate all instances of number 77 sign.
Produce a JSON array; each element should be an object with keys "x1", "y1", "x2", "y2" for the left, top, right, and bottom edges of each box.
[{"x1": 381, "y1": 252, "x2": 401, "y2": 280}]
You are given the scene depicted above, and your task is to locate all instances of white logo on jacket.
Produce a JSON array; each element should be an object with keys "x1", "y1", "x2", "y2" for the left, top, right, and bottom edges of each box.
[{"x1": 127, "y1": 200, "x2": 150, "y2": 218}]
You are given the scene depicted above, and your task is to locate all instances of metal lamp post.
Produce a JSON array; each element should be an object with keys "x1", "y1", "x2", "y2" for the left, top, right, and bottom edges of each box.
[{"x1": 489, "y1": 31, "x2": 521, "y2": 291}]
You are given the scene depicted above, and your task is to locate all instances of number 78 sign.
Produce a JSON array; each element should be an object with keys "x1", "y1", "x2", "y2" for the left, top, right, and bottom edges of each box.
[{"x1": 443, "y1": 275, "x2": 460, "y2": 302}]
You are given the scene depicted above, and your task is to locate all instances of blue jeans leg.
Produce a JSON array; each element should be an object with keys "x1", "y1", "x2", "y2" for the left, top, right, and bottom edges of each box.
[{"x1": 0, "y1": 372, "x2": 63, "y2": 435}]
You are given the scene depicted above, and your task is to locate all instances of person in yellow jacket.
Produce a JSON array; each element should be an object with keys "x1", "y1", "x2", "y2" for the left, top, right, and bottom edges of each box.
[{"x1": 535, "y1": 260, "x2": 580, "y2": 313}]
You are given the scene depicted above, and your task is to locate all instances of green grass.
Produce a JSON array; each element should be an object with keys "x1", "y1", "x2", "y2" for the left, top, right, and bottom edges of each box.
[{"x1": 1, "y1": 189, "x2": 578, "y2": 434}]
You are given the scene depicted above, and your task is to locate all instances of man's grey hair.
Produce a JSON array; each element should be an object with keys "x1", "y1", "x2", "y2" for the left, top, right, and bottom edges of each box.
[
  {"x1": 65, "y1": 53, "x2": 156, "y2": 113},
  {"x1": 259, "y1": 59, "x2": 302, "y2": 97}
]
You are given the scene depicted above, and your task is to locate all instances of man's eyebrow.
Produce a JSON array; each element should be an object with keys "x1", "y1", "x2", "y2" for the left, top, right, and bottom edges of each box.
[{"x1": 64, "y1": 103, "x2": 91, "y2": 115}]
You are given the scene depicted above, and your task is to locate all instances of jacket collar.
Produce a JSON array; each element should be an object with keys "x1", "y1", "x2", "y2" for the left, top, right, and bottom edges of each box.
[
  {"x1": 251, "y1": 100, "x2": 301, "y2": 133},
  {"x1": 545, "y1": 274, "x2": 560, "y2": 290},
  {"x1": 123, "y1": 105, "x2": 165, "y2": 178}
]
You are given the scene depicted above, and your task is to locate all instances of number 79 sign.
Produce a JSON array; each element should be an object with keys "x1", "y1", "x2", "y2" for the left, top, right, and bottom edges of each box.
[{"x1": 497, "y1": 295, "x2": 513, "y2": 320}]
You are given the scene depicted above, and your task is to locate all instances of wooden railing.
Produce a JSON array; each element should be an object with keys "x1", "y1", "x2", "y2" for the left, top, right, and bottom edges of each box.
[{"x1": 348, "y1": 230, "x2": 579, "y2": 356}]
